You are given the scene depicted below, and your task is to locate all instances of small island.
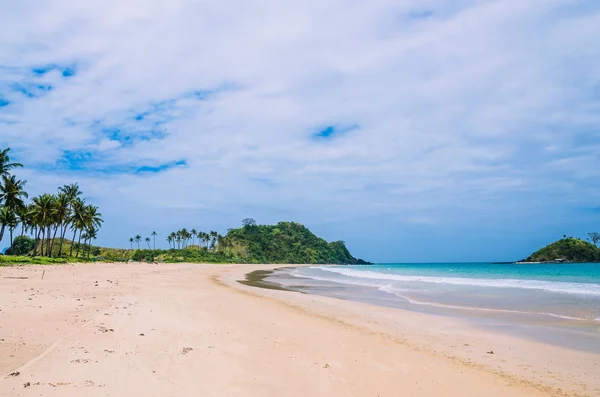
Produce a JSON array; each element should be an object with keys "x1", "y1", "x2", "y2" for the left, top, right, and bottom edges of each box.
[{"x1": 520, "y1": 236, "x2": 600, "y2": 263}]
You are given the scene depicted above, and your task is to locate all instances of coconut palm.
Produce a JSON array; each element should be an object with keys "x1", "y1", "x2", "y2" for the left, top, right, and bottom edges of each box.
[
  {"x1": 180, "y1": 228, "x2": 189, "y2": 248},
  {"x1": 151, "y1": 231, "x2": 157, "y2": 250},
  {"x1": 49, "y1": 193, "x2": 69, "y2": 257},
  {"x1": 0, "y1": 206, "x2": 15, "y2": 243},
  {"x1": 190, "y1": 229, "x2": 197, "y2": 248},
  {"x1": 0, "y1": 175, "x2": 28, "y2": 211},
  {"x1": 75, "y1": 205, "x2": 102, "y2": 258},
  {"x1": 135, "y1": 235, "x2": 142, "y2": 249},
  {"x1": 87, "y1": 227, "x2": 98, "y2": 258},
  {"x1": 16, "y1": 205, "x2": 31, "y2": 238},
  {"x1": 0, "y1": 148, "x2": 23, "y2": 177},
  {"x1": 145, "y1": 237, "x2": 151, "y2": 249},
  {"x1": 201, "y1": 232, "x2": 210, "y2": 249},
  {"x1": 59, "y1": 183, "x2": 82, "y2": 255},
  {"x1": 129, "y1": 237, "x2": 134, "y2": 249},
  {"x1": 68, "y1": 198, "x2": 86, "y2": 257},
  {"x1": 30, "y1": 194, "x2": 56, "y2": 256},
  {"x1": 166, "y1": 234, "x2": 173, "y2": 249},
  {"x1": 210, "y1": 231, "x2": 219, "y2": 250}
]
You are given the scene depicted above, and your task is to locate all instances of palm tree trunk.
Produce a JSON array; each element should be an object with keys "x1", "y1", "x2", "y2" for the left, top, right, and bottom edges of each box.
[
  {"x1": 0, "y1": 225, "x2": 5, "y2": 243},
  {"x1": 58, "y1": 223, "x2": 66, "y2": 257},
  {"x1": 49, "y1": 225, "x2": 60, "y2": 257},
  {"x1": 46, "y1": 227, "x2": 51, "y2": 256},
  {"x1": 69, "y1": 229, "x2": 77, "y2": 257},
  {"x1": 9, "y1": 228, "x2": 14, "y2": 247},
  {"x1": 76, "y1": 230, "x2": 82, "y2": 258},
  {"x1": 40, "y1": 227, "x2": 46, "y2": 257},
  {"x1": 32, "y1": 227, "x2": 38, "y2": 256}
]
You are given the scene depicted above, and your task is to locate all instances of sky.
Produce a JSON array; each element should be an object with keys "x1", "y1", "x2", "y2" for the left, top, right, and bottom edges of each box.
[{"x1": 1, "y1": 0, "x2": 600, "y2": 262}]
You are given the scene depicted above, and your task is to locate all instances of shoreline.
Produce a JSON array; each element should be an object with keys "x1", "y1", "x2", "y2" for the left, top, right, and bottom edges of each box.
[{"x1": 1, "y1": 262, "x2": 598, "y2": 396}]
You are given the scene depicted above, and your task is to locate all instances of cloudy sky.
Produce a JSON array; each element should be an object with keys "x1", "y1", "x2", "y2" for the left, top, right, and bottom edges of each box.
[{"x1": 1, "y1": 0, "x2": 599, "y2": 262}]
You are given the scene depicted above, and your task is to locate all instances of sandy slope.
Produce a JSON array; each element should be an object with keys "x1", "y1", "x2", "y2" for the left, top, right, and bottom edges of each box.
[{"x1": 0, "y1": 263, "x2": 598, "y2": 397}]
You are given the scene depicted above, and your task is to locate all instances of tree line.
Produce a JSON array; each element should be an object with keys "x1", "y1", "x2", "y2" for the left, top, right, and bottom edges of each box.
[
  {"x1": 128, "y1": 229, "x2": 224, "y2": 251},
  {"x1": 0, "y1": 148, "x2": 103, "y2": 258}
]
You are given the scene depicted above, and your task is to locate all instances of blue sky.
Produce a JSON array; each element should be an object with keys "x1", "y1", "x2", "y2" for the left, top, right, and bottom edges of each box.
[{"x1": 1, "y1": 0, "x2": 600, "y2": 262}]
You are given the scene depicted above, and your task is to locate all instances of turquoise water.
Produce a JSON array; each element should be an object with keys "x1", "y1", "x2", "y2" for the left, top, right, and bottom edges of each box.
[{"x1": 274, "y1": 263, "x2": 600, "y2": 351}]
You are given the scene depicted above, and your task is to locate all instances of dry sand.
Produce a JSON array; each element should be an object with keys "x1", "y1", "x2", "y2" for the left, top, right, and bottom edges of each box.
[{"x1": 0, "y1": 263, "x2": 598, "y2": 397}]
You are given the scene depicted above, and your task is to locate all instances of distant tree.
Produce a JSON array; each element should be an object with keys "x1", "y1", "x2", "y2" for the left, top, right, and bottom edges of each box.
[
  {"x1": 135, "y1": 235, "x2": 142, "y2": 249},
  {"x1": 190, "y1": 229, "x2": 197, "y2": 248},
  {"x1": 145, "y1": 237, "x2": 151, "y2": 249},
  {"x1": 0, "y1": 148, "x2": 23, "y2": 177},
  {"x1": 588, "y1": 232, "x2": 600, "y2": 246},
  {"x1": 210, "y1": 231, "x2": 219, "y2": 249},
  {"x1": 129, "y1": 237, "x2": 134, "y2": 249},
  {"x1": 6, "y1": 235, "x2": 35, "y2": 255},
  {"x1": 151, "y1": 231, "x2": 157, "y2": 250},
  {"x1": 0, "y1": 206, "x2": 16, "y2": 243},
  {"x1": 242, "y1": 218, "x2": 256, "y2": 228}
]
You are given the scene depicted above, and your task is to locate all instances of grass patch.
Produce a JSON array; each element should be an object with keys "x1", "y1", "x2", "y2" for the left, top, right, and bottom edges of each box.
[{"x1": 0, "y1": 255, "x2": 69, "y2": 265}]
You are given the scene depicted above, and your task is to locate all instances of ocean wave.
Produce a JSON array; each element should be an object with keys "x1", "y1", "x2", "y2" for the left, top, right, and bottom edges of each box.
[
  {"x1": 378, "y1": 286, "x2": 594, "y2": 322},
  {"x1": 305, "y1": 267, "x2": 600, "y2": 297}
]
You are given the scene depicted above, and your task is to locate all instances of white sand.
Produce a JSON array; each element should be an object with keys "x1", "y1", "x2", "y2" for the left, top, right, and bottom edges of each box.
[{"x1": 0, "y1": 263, "x2": 598, "y2": 396}]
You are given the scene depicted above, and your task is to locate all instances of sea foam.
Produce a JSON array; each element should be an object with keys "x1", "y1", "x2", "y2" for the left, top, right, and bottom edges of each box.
[{"x1": 306, "y1": 266, "x2": 600, "y2": 297}]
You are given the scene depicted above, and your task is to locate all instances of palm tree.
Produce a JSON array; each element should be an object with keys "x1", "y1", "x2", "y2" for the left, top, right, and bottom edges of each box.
[
  {"x1": 180, "y1": 228, "x2": 189, "y2": 248},
  {"x1": 0, "y1": 148, "x2": 23, "y2": 177},
  {"x1": 0, "y1": 206, "x2": 14, "y2": 243},
  {"x1": 201, "y1": 232, "x2": 209, "y2": 249},
  {"x1": 75, "y1": 205, "x2": 102, "y2": 258},
  {"x1": 175, "y1": 231, "x2": 182, "y2": 249},
  {"x1": 30, "y1": 194, "x2": 56, "y2": 256},
  {"x1": 17, "y1": 205, "x2": 31, "y2": 238},
  {"x1": 167, "y1": 234, "x2": 173, "y2": 249},
  {"x1": 135, "y1": 235, "x2": 142, "y2": 249},
  {"x1": 68, "y1": 198, "x2": 86, "y2": 257},
  {"x1": 129, "y1": 237, "x2": 134, "y2": 249},
  {"x1": 210, "y1": 231, "x2": 219, "y2": 250},
  {"x1": 7, "y1": 210, "x2": 18, "y2": 247},
  {"x1": 145, "y1": 237, "x2": 151, "y2": 249},
  {"x1": 190, "y1": 229, "x2": 197, "y2": 248},
  {"x1": 59, "y1": 183, "x2": 82, "y2": 256},
  {"x1": 85, "y1": 226, "x2": 98, "y2": 258},
  {"x1": 0, "y1": 175, "x2": 28, "y2": 210},
  {"x1": 151, "y1": 231, "x2": 157, "y2": 250},
  {"x1": 49, "y1": 193, "x2": 69, "y2": 257}
]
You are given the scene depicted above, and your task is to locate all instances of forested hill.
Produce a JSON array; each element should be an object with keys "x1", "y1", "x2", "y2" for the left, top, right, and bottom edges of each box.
[
  {"x1": 221, "y1": 222, "x2": 369, "y2": 264},
  {"x1": 523, "y1": 238, "x2": 600, "y2": 262}
]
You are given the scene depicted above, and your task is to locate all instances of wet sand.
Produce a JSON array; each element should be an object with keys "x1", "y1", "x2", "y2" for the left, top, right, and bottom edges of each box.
[{"x1": 0, "y1": 263, "x2": 598, "y2": 396}]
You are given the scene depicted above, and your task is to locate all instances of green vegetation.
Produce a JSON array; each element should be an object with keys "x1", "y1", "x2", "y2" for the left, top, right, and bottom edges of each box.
[
  {"x1": 128, "y1": 221, "x2": 367, "y2": 264},
  {"x1": 0, "y1": 147, "x2": 103, "y2": 260},
  {"x1": 524, "y1": 237, "x2": 600, "y2": 263},
  {"x1": 0, "y1": 256, "x2": 69, "y2": 265},
  {"x1": 220, "y1": 221, "x2": 366, "y2": 264}
]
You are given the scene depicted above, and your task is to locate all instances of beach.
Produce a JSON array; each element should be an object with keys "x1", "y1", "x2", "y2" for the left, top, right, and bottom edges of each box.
[{"x1": 0, "y1": 263, "x2": 598, "y2": 397}]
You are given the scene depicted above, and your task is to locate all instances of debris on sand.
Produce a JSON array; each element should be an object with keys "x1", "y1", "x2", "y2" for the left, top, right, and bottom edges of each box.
[
  {"x1": 8, "y1": 371, "x2": 20, "y2": 377},
  {"x1": 23, "y1": 382, "x2": 30, "y2": 388},
  {"x1": 181, "y1": 347, "x2": 193, "y2": 355},
  {"x1": 487, "y1": 351, "x2": 494, "y2": 355}
]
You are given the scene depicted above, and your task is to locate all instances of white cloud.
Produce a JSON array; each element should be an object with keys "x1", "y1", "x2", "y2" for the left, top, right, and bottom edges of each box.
[{"x1": 1, "y1": 0, "x2": 599, "y2": 260}]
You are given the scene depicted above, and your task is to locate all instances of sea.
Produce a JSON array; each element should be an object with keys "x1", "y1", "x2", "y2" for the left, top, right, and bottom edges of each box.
[{"x1": 266, "y1": 263, "x2": 600, "y2": 352}]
